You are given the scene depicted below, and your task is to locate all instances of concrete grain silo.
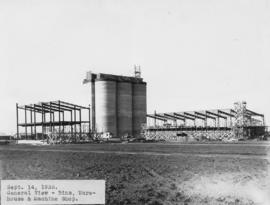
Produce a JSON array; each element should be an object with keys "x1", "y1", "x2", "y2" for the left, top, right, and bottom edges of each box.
[
  {"x1": 83, "y1": 70, "x2": 147, "y2": 138},
  {"x1": 117, "y1": 82, "x2": 133, "y2": 137},
  {"x1": 89, "y1": 80, "x2": 96, "y2": 132},
  {"x1": 132, "y1": 82, "x2": 147, "y2": 138},
  {"x1": 95, "y1": 80, "x2": 117, "y2": 137}
]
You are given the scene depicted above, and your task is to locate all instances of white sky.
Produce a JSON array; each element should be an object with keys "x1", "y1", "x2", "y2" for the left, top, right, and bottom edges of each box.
[{"x1": 0, "y1": 0, "x2": 269, "y2": 134}]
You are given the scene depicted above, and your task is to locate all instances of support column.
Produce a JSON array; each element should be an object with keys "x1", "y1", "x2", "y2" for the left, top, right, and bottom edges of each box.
[
  {"x1": 62, "y1": 111, "x2": 65, "y2": 136},
  {"x1": 58, "y1": 101, "x2": 61, "y2": 138},
  {"x1": 34, "y1": 107, "x2": 37, "y2": 140},
  {"x1": 79, "y1": 108, "x2": 82, "y2": 140},
  {"x1": 16, "y1": 103, "x2": 19, "y2": 139},
  {"x1": 24, "y1": 107, "x2": 27, "y2": 139},
  {"x1": 30, "y1": 110, "x2": 33, "y2": 139},
  {"x1": 70, "y1": 111, "x2": 73, "y2": 139},
  {"x1": 43, "y1": 112, "x2": 46, "y2": 140},
  {"x1": 49, "y1": 103, "x2": 52, "y2": 132},
  {"x1": 74, "y1": 108, "x2": 77, "y2": 141},
  {"x1": 41, "y1": 106, "x2": 44, "y2": 140},
  {"x1": 88, "y1": 105, "x2": 91, "y2": 136}
]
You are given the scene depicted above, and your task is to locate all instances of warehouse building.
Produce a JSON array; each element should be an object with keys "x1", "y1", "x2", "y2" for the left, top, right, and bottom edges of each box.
[{"x1": 146, "y1": 101, "x2": 266, "y2": 141}]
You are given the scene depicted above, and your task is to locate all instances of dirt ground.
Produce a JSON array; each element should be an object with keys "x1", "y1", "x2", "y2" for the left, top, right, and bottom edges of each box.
[{"x1": 0, "y1": 143, "x2": 269, "y2": 205}]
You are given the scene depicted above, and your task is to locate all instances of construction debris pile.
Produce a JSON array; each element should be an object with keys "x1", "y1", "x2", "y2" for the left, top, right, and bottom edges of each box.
[{"x1": 144, "y1": 130, "x2": 236, "y2": 142}]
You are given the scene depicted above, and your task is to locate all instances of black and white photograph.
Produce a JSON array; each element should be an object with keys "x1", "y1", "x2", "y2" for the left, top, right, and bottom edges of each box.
[{"x1": 0, "y1": 0, "x2": 269, "y2": 204}]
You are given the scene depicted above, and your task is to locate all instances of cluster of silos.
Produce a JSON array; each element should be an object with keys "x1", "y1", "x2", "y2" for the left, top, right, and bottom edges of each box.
[{"x1": 83, "y1": 72, "x2": 147, "y2": 138}]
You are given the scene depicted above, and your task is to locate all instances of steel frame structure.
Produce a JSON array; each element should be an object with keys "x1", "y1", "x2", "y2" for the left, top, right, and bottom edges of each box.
[
  {"x1": 147, "y1": 107, "x2": 265, "y2": 132},
  {"x1": 16, "y1": 100, "x2": 91, "y2": 142}
]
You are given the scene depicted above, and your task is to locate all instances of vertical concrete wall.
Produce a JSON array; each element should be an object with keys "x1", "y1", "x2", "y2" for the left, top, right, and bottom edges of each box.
[
  {"x1": 132, "y1": 82, "x2": 147, "y2": 138},
  {"x1": 90, "y1": 81, "x2": 96, "y2": 131},
  {"x1": 95, "y1": 80, "x2": 117, "y2": 137},
  {"x1": 117, "y1": 82, "x2": 133, "y2": 137}
]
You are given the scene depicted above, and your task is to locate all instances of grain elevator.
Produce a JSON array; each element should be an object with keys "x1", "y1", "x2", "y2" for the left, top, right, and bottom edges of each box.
[{"x1": 83, "y1": 69, "x2": 147, "y2": 138}]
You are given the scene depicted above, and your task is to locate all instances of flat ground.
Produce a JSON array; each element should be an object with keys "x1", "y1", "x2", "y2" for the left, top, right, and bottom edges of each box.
[{"x1": 0, "y1": 142, "x2": 269, "y2": 205}]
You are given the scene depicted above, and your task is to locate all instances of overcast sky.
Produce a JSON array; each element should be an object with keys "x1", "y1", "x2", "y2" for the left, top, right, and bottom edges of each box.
[{"x1": 0, "y1": 0, "x2": 269, "y2": 134}]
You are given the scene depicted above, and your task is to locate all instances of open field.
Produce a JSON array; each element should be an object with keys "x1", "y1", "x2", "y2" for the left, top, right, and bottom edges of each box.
[{"x1": 0, "y1": 142, "x2": 269, "y2": 205}]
